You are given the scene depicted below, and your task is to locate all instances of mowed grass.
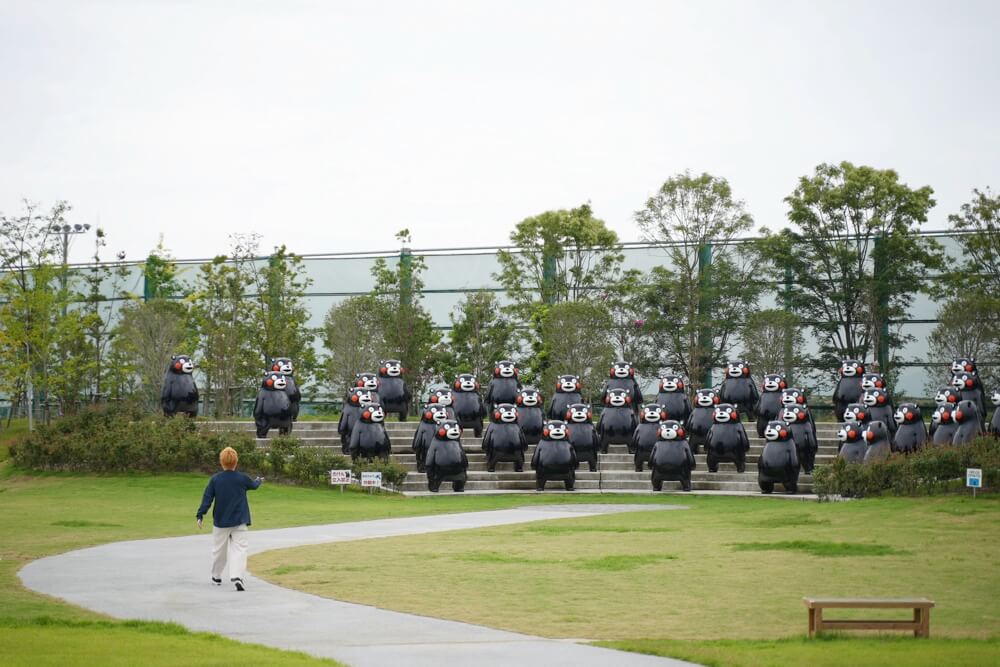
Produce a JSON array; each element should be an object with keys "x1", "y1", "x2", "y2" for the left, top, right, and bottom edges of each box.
[
  {"x1": 599, "y1": 636, "x2": 1000, "y2": 667},
  {"x1": 254, "y1": 495, "x2": 1000, "y2": 643},
  {"x1": 0, "y1": 460, "x2": 687, "y2": 665}
]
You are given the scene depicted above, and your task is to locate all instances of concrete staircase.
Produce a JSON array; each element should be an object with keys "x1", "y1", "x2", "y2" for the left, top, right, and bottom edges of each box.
[{"x1": 203, "y1": 420, "x2": 839, "y2": 495}]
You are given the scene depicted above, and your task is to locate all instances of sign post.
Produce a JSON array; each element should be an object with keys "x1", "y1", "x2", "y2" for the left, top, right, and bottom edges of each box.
[
  {"x1": 329, "y1": 469, "x2": 351, "y2": 493},
  {"x1": 361, "y1": 471, "x2": 383, "y2": 494},
  {"x1": 966, "y1": 468, "x2": 982, "y2": 499}
]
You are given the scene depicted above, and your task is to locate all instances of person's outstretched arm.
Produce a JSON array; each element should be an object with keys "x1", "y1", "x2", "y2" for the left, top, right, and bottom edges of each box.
[
  {"x1": 196, "y1": 478, "x2": 215, "y2": 529},
  {"x1": 244, "y1": 473, "x2": 263, "y2": 490}
]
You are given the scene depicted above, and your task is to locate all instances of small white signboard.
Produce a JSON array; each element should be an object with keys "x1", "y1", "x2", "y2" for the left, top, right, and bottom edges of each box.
[
  {"x1": 361, "y1": 471, "x2": 383, "y2": 488},
  {"x1": 967, "y1": 468, "x2": 983, "y2": 489},
  {"x1": 329, "y1": 469, "x2": 352, "y2": 485}
]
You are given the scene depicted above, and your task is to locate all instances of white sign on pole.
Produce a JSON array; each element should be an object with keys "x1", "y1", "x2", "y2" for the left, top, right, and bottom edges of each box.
[
  {"x1": 966, "y1": 468, "x2": 983, "y2": 489},
  {"x1": 329, "y1": 469, "x2": 351, "y2": 485},
  {"x1": 361, "y1": 471, "x2": 383, "y2": 488}
]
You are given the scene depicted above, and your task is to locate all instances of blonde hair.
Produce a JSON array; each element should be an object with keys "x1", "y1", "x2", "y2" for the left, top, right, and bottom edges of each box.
[{"x1": 219, "y1": 447, "x2": 238, "y2": 470}]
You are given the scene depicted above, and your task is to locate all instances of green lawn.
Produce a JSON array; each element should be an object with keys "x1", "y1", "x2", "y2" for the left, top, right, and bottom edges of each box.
[
  {"x1": 4, "y1": 447, "x2": 999, "y2": 667},
  {"x1": 0, "y1": 461, "x2": 683, "y2": 665},
  {"x1": 255, "y1": 494, "x2": 1000, "y2": 664}
]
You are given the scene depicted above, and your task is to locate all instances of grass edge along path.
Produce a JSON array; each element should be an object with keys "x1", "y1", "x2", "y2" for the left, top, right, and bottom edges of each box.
[{"x1": 596, "y1": 636, "x2": 1000, "y2": 667}]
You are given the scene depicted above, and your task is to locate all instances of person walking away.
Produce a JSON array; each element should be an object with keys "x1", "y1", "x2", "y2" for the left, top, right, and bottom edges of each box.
[{"x1": 196, "y1": 446, "x2": 263, "y2": 591}]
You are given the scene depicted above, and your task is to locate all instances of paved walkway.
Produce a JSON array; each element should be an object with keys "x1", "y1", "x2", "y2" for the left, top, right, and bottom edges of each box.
[{"x1": 20, "y1": 504, "x2": 697, "y2": 667}]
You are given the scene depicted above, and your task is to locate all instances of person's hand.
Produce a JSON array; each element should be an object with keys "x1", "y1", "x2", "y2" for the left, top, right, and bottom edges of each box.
[
  {"x1": 196, "y1": 518, "x2": 203, "y2": 530},
  {"x1": 256, "y1": 476, "x2": 265, "y2": 483}
]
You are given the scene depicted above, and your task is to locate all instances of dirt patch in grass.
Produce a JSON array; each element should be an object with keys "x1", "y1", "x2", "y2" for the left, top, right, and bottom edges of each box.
[{"x1": 730, "y1": 540, "x2": 908, "y2": 557}]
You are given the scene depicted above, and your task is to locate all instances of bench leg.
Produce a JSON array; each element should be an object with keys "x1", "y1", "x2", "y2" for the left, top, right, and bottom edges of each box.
[
  {"x1": 808, "y1": 608, "x2": 816, "y2": 637},
  {"x1": 915, "y1": 607, "x2": 930, "y2": 638}
]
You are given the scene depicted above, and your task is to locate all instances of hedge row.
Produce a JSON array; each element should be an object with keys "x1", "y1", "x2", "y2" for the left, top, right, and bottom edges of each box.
[
  {"x1": 10, "y1": 405, "x2": 407, "y2": 489},
  {"x1": 813, "y1": 436, "x2": 1000, "y2": 498}
]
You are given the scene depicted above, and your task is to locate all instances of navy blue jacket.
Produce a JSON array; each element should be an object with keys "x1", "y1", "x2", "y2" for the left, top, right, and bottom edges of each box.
[{"x1": 196, "y1": 470, "x2": 262, "y2": 528}]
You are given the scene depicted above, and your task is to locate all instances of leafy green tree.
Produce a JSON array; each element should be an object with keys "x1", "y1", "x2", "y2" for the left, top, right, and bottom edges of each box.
[
  {"x1": 536, "y1": 301, "x2": 615, "y2": 405},
  {"x1": 739, "y1": 309, "x2": 807, "y2": 381},
  {"x1": 635, "y1": 172, "x2": 762, "y2": 385},
  {"x1": 443, "y1": 291, "x2": 518, "y2": 387},
  {"x1": 240, "y1": 240, "x2": 317, "y2": 386},
  {"x1": 142, "y1": 237, "x2": 186, "y2": 300},
  {"x1": 495, "y1": 204, "x2": 625, "y2": 308},
  {"x1": 110, "y1": 298, "x2": 196, "y2": 411},
  {"x1": 0, "y1": 200, "x2": 74, "y2": 425},
  {"x1": 369, "y1": 230, "x2": 441, "y2": 406},
  {"x1": 948, "y1": 187, "x2": 1000, "y2": 292},
  {"x1": 757, "y1": 162, "x2": 941, "y2": 374},
  {"x1": 191, "y1": 255, "x2": 258, "y2": 417},
  {"x1": 925, "y1": 292, "x2": 1000, "y2": 393},
  {"x1": 321, "y1": 295, "x2": 388, "y2": 399},
  {"x1": 603, "y1": 270, "x2": 657, "y2": 377}
]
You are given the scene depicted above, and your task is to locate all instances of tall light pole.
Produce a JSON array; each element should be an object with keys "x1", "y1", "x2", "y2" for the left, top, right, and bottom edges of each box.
[{"x1": 50, "y1": 223, "x2": 91, "y2": 312}]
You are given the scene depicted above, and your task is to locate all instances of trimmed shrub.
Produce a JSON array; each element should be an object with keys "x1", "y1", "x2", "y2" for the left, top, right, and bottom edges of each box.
[
  {"x1": 351, "y1": 458, "x2": 409, "y2": 489},
  {"x1": 814, "y1": 436, "x2": 1000, "y2": 498}
]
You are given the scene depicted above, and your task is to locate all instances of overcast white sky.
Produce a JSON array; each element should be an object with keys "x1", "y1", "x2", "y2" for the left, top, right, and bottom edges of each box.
[{"x1": 1, "y1": 0, "x2": 997, "y2": 263}]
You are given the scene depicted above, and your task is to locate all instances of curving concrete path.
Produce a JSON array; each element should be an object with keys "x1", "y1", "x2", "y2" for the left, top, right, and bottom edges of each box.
[{"x1": 20, "y1": 504, "x2": 697, "y2": 667}]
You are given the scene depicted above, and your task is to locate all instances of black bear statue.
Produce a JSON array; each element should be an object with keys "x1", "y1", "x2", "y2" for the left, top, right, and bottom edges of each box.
[
  {"x1": 755, "y1": 374, "x2": 787, "y2": 438},
  {"x1": 931, "y1": 405, "x2": 960, "y2": 446},
  {"x1": 354, "y1": 371, "x2": 381, "y2": 394},
  {"x1": 338, "y1": 388, "x2": 380, "y2": 453},
  {"x1": 565, "y1": 403, "x2": 600, "y2": 472},
  {"x1": 706, "y1": 403, "x2": 750, "y2": 473},
  {"x1": 428, "y1": 388, "x2": 458, "y2": 420},
  {"x1": 485, "y1": 360, "x2": 521, "y2": 407},
  {"x1": 452, "y1": 374, "x2": 487, "y2": 437},
  {"x1": 515, "y1": 387, "x2": 545, "y2": 445},
  {"x1": 632, "y1": 404, "x2": 667, "y2": 472},
  {"x1": 863, "y1": 388, "x2": 896, "y2": 436},
  {"x1": 349, "y1": 404, "x2": 392, "y2": 462},
  {"x1": 720, "y1": 360, "x2": 759, "y2": 419},
  {"x1": 253, "y1": 372, "x2": 292, "y2": 438},
  {"x1": 530, "y1": 419, "x2": 577, "y2": 491},
  {"x1": 862, "y1": 421, "x2": 892, "y2": 464},
  {"x1": 425, "y1": 419, "x2": 468, "y2": 492},
  {"x1": 951, "y1": 371, "x2": 986, "y2": 428},
  {"x1": 549, "y1": 374, "x2": 582, "y2": 420},
  {"x1": 951, "y1": 400, "x2": 982, "y2": 446},
  {"x1": 412, "y1": 404, "x2": 450, "y2": 473},
  {"x1": 269, "y1": 357, "x2": 300, "y2": 422},
  {"x1": 601, "y1": 361, "x2": 643, "y2": 412},
  {"x1": 161, "y1": 354, "x2": 199, "y2": 418},
  {"x1": 650, "y1": 420, "x2": 695, "y2": 492},
  {"x1": 597, "y1": 388, "x2": 638, "y2": 453},
  {"x1": 377, "y1": 359, "x2": 411, "y2": 421},
  {"x1": 892, "y1": 403, "x2": 927, "y2": 454},
  {"x1": 837, "y1": 423, "x2": 867, "y2": 463},
  {"x1": 781, "y1": 404, "x2": 818, "y2": 473},
  {"x1": 832, "y1": 359, "x2": 865, "y2": 422},
  {"x1": 685, "y1": 388, "x2": 719, "y2": 455},
  {"x1": 655, "y1": 375, "x2": 691, "y2": 425},
  {"x1": 842, "y1": 402, "x2": 871, "y2": 429},
  {"x1": 758, "y1": 420, "x2": 799, "y2": 494},
  {"x1": 482, "y1": 403, "x2": 527, "y2": 472}
]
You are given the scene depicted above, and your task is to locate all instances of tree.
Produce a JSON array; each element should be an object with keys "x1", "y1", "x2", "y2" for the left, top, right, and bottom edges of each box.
[
  {"x1": 142, "y1": 237, "x2": 186, "y2": 300},
  {"x1": 0, "y1": 200, "x2": 73, "y2": 425},
  {"x1": 757, "y1": 162, "x2": 941, "y2": 375},
  {"x1": 239, "y1": 238, "x2": 317, "y2": 387},
  {"x1": 948, "y1": 187, "x2": 1000, "y2": 292},
  {"x1": 495, "y1": 204, "x2": 625, "y2": 309},
  {"x1": 603, "y1": 270, "x2": 657, "y2": 377},
  {"x1": 321, "y1": 295, "x2": 388, "y2": 399},
  {"x1": 634, "y1": 171, "x2": 763, "y2": 386},
  {"x1": 443, "y1": 291, "x2": 518, "y2": 387},
  {"x1": 190, "y1": 255, "x2": 258, "y2": 417},
  {"x1": 739, "y1": 309, "x2": 807, "y2": 381},
  {"x1": 369, "y1": 230, "x2": 441, "y2": 406},
  {"x1": 110, "y1": 299, "x2": 195, "y2": 411},
  {"x1": 536, "y1": 301, "x2": 615, "y2": 405},
  {"x1": 925, "y1": 292, "x2": 1000, "y2": 393}
]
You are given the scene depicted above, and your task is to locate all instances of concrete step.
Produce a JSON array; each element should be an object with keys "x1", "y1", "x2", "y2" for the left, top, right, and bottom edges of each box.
[{"x1": 400, "y1": 478, "x2": 812, "y2": 493}]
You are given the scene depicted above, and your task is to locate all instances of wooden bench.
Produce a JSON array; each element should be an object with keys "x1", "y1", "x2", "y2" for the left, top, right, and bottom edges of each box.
[{"x1": 803, "y1": 598, "x2": 934, "y2": 638}]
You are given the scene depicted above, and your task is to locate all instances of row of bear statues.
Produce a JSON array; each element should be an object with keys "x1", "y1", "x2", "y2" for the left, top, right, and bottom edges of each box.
[{"x1": 163, "y1": 354, "x2": 997, "y2": 493}]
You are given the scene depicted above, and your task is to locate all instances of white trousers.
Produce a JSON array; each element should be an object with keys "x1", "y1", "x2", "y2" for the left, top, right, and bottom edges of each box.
[{"x1": 212, "y1": 524, "x2": 249, "y2": 581}]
